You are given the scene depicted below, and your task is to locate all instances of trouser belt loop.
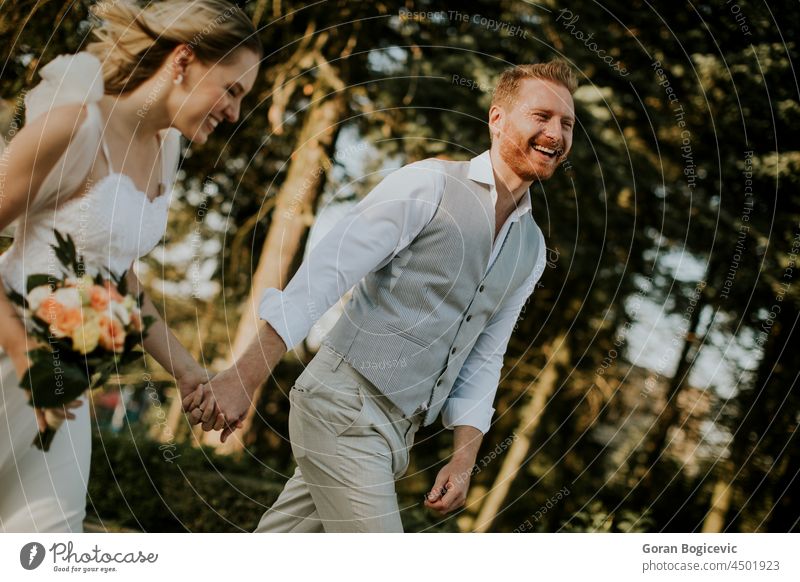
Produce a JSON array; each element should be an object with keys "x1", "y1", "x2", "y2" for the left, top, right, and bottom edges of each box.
[{"x1": 329, "y1": 349, "x2": 345, "y2": 372}]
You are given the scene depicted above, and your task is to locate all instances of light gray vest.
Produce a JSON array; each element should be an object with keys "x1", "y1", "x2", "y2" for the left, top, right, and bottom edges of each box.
[{"x1": 324, "y1": 158, "x2": 542, "y2": 427}]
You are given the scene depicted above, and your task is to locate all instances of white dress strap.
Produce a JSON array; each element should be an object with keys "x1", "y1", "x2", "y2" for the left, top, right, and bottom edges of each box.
[
  {"x1": 100, "y1": 137, "x2": 115, "y2": 174},
  {"x1": 158, "y1": 128, "x2": 182, "y2": 196}
]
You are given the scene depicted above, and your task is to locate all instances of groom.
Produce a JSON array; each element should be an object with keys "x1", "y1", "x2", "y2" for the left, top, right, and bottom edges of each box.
[{"x1": 188, "y1": 60, "x2": 577, "y2": 532}]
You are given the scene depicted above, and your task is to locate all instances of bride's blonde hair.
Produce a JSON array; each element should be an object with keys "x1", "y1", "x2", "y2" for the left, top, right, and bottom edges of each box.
[{"x1": 86, "y1": 0, "x2": 262, "y2": 94}]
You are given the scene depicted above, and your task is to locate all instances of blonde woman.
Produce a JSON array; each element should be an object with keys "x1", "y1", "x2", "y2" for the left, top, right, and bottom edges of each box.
[{"x1": 0, "y1": 0, "x2": 261, "y2": 532}]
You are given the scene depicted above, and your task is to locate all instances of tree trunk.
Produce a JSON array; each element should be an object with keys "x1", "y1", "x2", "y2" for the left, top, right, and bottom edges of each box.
[
  {"x1": 210, "y1": 90, "x2": 346, "y2": 453},
  {"x1": 469, "y1": 333, "x2": 570, "y2": 533},
  {"x1": 701, "y1": 461, "x2": 734, "y2": 532},
  {"x1": 637, "y1": 285, "x2": 707, "y2": 486}
]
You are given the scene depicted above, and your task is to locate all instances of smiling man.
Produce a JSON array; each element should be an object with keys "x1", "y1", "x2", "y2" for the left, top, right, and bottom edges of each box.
[{"x1": 192, "y1": 59, "x2": 577, "y2": 532}]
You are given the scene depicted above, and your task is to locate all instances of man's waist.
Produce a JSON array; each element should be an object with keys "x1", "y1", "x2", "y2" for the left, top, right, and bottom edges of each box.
[{"x1": 319, "y1": 344, "x2": 428, "y2": 425}]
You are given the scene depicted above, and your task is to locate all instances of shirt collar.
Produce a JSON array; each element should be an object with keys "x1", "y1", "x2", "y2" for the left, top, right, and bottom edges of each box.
[{"x1": 467, "y1": 150, "x2": 533, "y2": 219}]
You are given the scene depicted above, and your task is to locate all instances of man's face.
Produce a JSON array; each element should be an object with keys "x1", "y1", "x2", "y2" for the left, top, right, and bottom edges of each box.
[{"x1": 490, "y1": 78, "x2": 575, "y2": 182}]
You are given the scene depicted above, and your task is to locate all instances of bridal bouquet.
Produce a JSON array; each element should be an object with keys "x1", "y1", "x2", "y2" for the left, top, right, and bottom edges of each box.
[{"x1": 8, "y1": 230, "x2": 154, "y2": 450}]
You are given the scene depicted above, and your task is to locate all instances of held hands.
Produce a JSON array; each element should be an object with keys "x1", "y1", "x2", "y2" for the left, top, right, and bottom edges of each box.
[
  {"x1": 178, "y1": 367, "x2": 226, "y2": 433},
  {"x1": 182, "y1": 365, "x2": 252, "y2": 443}
]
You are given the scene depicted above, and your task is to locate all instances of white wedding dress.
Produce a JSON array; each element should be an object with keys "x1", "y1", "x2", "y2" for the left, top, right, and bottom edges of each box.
[{"x1": 0, "y1": 53, "x2": 181, "y2": 532}]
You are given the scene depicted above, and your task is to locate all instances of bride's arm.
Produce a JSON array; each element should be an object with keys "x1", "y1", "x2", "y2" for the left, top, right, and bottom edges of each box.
[
  {"x1": 124, "y1": 268, "x2": 224, "y2": 428},
  {"x1": 0, "y1": 104, "x2": 91, "y2": 428}
]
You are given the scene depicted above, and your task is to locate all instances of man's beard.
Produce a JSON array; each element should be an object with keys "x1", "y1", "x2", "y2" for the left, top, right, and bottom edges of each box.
[{"x1": 498, "y1": 133, "x2": 561, "y2": 182}]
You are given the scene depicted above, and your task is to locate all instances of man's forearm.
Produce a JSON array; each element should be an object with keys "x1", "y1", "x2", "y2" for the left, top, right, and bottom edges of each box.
[
  {"x1": 451, "y1": 425, "x2": 484, "y2": 466},
  {"x1": 234, "y1": 321, "x2": 288, "y2": 395}
]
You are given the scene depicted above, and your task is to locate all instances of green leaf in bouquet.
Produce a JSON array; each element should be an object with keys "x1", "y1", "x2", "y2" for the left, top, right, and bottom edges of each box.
[
  {"x1": 90, "y1": 365, "x2": 114, "y2": 391},
  {"x1": 141, "y1": 314, "x2": 155, "y2": 333},
  {"x1": 20, "y1": 350, "x2": 92, "y2": 408},
  {"x1": 122, "y1": 331, "x2": 140, "y2": 353},
  {"x1": 26, "y1": 273, "x2": 55, "y2": 294},
  {"x1": 6, "y1": 286, "x2": 28, "y2": 309},
  {"x1": 116, "y1": 348, "x2": 146, "y2": 368},
  {"x1": 51, "y1": 229, "x2": 85, "y2": 276},
  {"x1": 115, "y1": 270, "x2": 129, "y2": 297}
]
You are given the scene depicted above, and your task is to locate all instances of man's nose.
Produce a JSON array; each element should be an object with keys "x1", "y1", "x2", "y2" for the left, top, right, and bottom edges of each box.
[{"x1": 543, "y1": 118, "x2": 562, "y2": 144}]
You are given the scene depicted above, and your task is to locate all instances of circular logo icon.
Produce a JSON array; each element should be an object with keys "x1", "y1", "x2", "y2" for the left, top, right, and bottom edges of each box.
[{"x1": 20, "y1": 542, "x2": 46, "y2": 570}]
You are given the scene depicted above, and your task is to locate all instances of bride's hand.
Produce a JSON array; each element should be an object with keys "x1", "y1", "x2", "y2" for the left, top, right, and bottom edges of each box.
[
  {"x1": 8, "y1": 343, "x2": 81, "y2": 431},
  {"x1": 176, "y1": 367, "x2": 215, "y2": 402},
  {"x1": 23, "y1": 390, "x2": 84, "y2": 432}
]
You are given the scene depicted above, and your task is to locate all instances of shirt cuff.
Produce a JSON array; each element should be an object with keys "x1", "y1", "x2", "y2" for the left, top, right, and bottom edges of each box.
[
  {"x1": 440, "y1": 397, "x2": 495, "y2": 435},
  {"x1": 258, "y1": 288, "x2": 312, "y2": 351}
]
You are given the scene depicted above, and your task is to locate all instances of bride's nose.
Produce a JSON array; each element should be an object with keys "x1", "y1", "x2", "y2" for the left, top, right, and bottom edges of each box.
[{"x1": 223, "y1": 101, "x2": 241, "y2": 123}]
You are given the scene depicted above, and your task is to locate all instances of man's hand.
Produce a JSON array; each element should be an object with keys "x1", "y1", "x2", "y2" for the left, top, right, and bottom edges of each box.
[
  {"x1": 425, "y1": 425, "x2": 483, "y2": 515},
  {"x1": 424, "y1": 457, "x2": 475, "y2": 515},
  {"x1": 182, "y1": 321, "x2": 287, "y2": 441},
  {"x1": 192, "y1": 366, "x2": 253, "y2": 440},
  {"x1": 178, "y1": 368, "x2": 227, "y2": 432}
]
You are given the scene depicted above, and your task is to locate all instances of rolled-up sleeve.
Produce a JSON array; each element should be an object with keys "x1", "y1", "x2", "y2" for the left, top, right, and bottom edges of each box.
[
  {"x1": 441, "y1": 228, "x2": 547, "y2": 434},
  {"x1": 259, "y1": 160, "x2": 444, "y2": 351}
]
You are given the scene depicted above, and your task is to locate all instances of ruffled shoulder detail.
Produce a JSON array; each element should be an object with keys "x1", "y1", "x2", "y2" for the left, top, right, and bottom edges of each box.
[
  {"x1": 20, "y1": 53, "x2": 105, "y2": 215},
  {"x1": 24, "y1": 52, "x2": 104, "y2": 123}
]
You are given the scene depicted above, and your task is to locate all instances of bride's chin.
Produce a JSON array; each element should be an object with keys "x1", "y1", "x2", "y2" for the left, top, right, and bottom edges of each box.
[{"x1": 189, "y1": 131, "x2": 209, "y2": 145}]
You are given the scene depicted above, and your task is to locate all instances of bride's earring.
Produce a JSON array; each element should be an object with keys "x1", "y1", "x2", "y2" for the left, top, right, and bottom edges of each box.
[{"x1": 174, "y1": 72, "x2": 184, "y2": 85}]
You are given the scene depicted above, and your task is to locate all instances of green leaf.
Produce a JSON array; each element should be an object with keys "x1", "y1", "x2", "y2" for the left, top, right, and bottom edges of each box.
[
  {"x1": 141, "y1": 315, "x2": 155, "y2": 334},
  {"x1": 26, "y1": 273, "x2": 55, "y2": 294},
  {"x1": 51, "y1": 229, "x2": 85, "y2": 276},
  {"x1": 20, "y1": 354, "x2": 91, "y2": 407},
  {"x1": 6, "y1": 287, "x2": 28, "y2": 308},
  {"x1": 116, "y1": 271, "x2": 128, "y2": 297}
]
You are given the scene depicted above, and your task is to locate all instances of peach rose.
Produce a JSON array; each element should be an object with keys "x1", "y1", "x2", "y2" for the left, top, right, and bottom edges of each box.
[
  {"x1": 54, "y1": 307, "x2": 84, "y2": 338},
  {"x1": 89, "y1": 285, "x2": 110, "y2": 311},
  {"x1": 35, "y1": 295, "x2": 63, "y2": 325},
  {"x1": 35, "y1": 296, "x2": 81, "y2": 338},
  {"x1": 99, "y1": 315, "x2": 126, "y2": 352}
]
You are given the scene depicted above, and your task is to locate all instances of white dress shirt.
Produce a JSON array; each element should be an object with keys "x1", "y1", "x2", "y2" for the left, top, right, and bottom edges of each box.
[{"x1": 259, "y1": 150, "x2": 547, "y2": 434}]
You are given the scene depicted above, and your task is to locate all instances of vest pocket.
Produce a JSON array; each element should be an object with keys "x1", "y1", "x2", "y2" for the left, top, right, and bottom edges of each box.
[{"x1": 384, "y1": 322, "x2": 430, "y2": 348}]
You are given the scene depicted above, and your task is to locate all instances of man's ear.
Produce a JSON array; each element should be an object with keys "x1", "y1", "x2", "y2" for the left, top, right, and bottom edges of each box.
[{"x1": 488, "y1": 104, "x2": 504, "y2": 142}]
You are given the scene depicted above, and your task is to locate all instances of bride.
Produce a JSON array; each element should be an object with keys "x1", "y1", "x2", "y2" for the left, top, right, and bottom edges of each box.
[{"x1": 0, "y1": 0, "x2": 260, "y2": 532}]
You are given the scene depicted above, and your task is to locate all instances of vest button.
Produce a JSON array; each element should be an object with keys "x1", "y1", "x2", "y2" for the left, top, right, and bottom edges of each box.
[
  {"x1": 451, "y1": 347, "x2": 457, "y2": 355},
  {"x1": 479, "y1": 285, "x2": 485, "y2": 292},
  {"x1": 466, "y1": 315, "x2": 473, "y2": 322}
]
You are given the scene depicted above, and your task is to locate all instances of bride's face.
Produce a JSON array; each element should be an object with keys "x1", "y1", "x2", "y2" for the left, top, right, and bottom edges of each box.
[{"x1": 168, "y1": 47, "x2": 260, "y2": 144}]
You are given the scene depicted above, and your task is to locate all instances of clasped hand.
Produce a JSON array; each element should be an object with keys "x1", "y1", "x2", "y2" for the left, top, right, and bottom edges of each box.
[{"x1": 182, "y1": 366, "x2": 252, "y2": 443}]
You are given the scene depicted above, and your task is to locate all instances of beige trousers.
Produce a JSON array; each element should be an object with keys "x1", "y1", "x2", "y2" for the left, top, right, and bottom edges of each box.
[{"x1": 255, "y1": 345, "x2": 422, "y2": 532}]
